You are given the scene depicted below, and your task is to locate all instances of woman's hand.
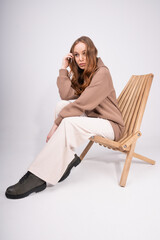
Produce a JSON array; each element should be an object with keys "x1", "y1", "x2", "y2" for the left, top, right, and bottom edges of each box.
[
  {"x1": 46, "y1": 123, "x2": 58, "y2": 143},
  {"x1": 61, "y1": 53, "x2": 74, "y2": 69}
]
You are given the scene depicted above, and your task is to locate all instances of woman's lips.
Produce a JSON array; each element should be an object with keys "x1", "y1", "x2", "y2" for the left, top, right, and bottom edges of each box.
[{"x1": 79, "y1": 63, "x2": 85, "y2": 66}]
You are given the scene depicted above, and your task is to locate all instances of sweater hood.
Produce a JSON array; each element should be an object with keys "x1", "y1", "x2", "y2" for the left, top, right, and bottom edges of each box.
[{"x1": 97, "y1": 57, "x2": 108, "y2": 69}]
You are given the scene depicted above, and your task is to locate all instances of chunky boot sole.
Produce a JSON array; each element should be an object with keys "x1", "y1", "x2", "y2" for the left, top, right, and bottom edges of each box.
[
  {"x1": 58, "y1": 154, "x2": 81, "y2": 182},
  {"x1": 5, "y1": 182, "x2": 46, "y2": 199}
]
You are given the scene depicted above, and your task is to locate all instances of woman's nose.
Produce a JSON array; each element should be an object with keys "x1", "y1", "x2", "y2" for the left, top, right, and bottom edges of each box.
[{"x1": 79, "y1": 54, "x2": 84, "y2": 61}]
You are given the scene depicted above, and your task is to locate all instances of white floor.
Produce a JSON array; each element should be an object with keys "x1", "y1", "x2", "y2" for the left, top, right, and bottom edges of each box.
[{"x1": 0, "y1": 136, "x2": 160, "y2": 240}]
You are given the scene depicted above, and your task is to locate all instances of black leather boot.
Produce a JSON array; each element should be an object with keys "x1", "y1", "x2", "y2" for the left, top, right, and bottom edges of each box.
[
  {"x1": 5, "y1": 171, "x2": 46, "y2": 199},
  {"x1": 58, "y1": 154, "x2": 81, "y2": 182}
]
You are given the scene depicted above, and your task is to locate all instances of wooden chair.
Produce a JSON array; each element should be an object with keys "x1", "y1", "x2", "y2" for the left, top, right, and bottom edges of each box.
[{"x1": 79, "y1": 73, "x2": 155, "y2": 187}]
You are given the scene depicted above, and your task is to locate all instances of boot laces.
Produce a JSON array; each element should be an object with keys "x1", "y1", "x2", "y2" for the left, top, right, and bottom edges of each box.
[{"x1": 19, "y1": 172, "x2": 31, "y2": 183}]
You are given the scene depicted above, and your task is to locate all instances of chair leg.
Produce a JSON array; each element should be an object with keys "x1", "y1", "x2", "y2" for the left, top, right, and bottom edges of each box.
[
  {"x1": 80, "y1": 140, "x2": 94, "y2": 160},
  {"x1": 120, "y1": 142, "x2": 136, "y2": 187},
  {"x1": 133, "y1": 152, "x2": 155, "y2": 165}
]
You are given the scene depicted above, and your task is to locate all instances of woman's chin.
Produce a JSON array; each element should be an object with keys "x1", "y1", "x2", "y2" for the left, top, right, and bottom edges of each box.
[{"x1": 79, "y1": 66, "x2": 85, "y2": 70}]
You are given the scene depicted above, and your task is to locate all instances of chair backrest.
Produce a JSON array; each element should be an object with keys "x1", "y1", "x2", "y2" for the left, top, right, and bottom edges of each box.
[{"x1": 117, "y1": 73, "x2": 153, "y2": 141}]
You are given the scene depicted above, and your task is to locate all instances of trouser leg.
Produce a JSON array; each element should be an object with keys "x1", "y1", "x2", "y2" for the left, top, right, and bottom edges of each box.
[{"x1": 28, "y1": 100, "x2": 114, "y2": 185}]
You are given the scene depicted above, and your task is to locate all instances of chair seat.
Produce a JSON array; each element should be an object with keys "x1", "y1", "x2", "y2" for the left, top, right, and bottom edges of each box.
[
  {"x1": 89, "y1": 130, "x2": 141, "y2": 151},
  {"x1": 89, "y1": 135, "x2": 120, "y2": 150}
]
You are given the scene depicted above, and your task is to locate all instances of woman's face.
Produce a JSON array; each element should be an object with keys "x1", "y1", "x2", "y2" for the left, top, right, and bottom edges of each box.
[{"x1": 73, "y1": 42, "x2": 87, "y2": 69}]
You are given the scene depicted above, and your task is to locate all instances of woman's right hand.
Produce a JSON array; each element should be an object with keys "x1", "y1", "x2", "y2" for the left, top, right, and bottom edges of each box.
[
  {"x1": 46, "y1": 123, "x2": 58, "y2": 143},
  {"x1": 61, "y1": 53, "x2": 74, "y2": 69}
]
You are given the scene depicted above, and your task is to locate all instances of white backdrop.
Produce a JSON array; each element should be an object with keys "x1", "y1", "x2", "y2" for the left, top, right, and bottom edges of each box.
[
  {"x1": 1, "y1": 1, "x2": 160, "y2": 240},
  {"x1": 0, "y1": 0, "x2": 160, "y2": 154}
]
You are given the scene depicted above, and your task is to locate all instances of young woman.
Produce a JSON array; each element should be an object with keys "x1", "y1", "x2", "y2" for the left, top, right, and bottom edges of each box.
[{"x1": 5, "y1": 36, "x2": 125, "y2": 199}]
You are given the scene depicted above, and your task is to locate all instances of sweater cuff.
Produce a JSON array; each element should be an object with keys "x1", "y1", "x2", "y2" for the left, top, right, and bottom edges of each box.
[
  {"x1": 54, "y1": 115, "x2": 63, "y2": 126},
  {"x1": 59, "y1": 69, "x2": 68, "y2": 77}
]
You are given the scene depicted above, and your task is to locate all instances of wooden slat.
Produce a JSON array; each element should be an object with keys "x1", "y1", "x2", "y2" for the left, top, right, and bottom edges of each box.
[
  {"x1": 133, "y1": 74, "x2": 153, "y2": 133},
  {"x1": 127, "y1": 76, "x2": 146, "y2": 135},
  {"x1": 118, "y1": 76, "x2": 136, "y2": 112},
  {"x1": 123, "y1": 76, "x2": 142, "y2": 123},
  {"x1": 122, "y1": 79, "x2": 139, "y2": 118},
  {"x1": 90, "y1": 136, "x2": 120, "y2": 149},
  {"x1": 118, "y1": 75, "x2": 134, "y2": 106}
]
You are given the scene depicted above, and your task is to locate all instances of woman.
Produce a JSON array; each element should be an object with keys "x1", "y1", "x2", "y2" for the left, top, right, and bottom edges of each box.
[{"x1": 5, "y1": 36, "x2": 125, "y2": 199}]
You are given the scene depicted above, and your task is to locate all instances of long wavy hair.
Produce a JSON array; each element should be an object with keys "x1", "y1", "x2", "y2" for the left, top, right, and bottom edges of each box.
[{"x1": 69, "y1": 36, "x2": 98, "y2": 96}]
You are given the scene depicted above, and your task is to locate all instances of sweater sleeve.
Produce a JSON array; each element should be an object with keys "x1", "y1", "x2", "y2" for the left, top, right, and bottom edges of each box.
[
  {"x1": 54, "y1": 67, "x2": 114, "y2": 126},
  {"x1": 57, "y1": 69, "x2": 79, "y2": 100}
]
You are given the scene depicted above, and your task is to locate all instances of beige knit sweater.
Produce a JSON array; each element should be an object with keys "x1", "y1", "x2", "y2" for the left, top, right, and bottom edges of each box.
[{"x1": 54, "y1": 57, "x2": 125, "y2": 141}]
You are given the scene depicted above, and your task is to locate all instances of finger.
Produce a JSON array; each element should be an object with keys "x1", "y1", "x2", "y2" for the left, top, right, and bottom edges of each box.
[
  {"x1": 65, "y1": 56, "x2": 71, "y2": 61},
  {"x1": 67, "y1": 53, "x2": 73, "y2": 58},
  {"x1": 67, "y1": 56, "x2": 72, "y2": 61},
  {"x1": 67, "y1": 55, "x2": 72, "y2": 59}
]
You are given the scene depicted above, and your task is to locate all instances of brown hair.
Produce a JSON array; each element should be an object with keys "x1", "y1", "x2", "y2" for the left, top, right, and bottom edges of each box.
[{"x1": 69, "y1": 36, "x2": 98, "y2": 96}]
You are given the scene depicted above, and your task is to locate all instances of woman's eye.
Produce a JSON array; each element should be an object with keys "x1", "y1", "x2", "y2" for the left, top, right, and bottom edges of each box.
[{"x1": 74, "y1": 54, "x2": 78, "y2": 57}]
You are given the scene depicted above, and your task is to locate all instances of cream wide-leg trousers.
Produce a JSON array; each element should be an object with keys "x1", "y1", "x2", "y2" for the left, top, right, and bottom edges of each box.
[{"x1": 28, "y1": 100, "x2": 115, "y2": 185}]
